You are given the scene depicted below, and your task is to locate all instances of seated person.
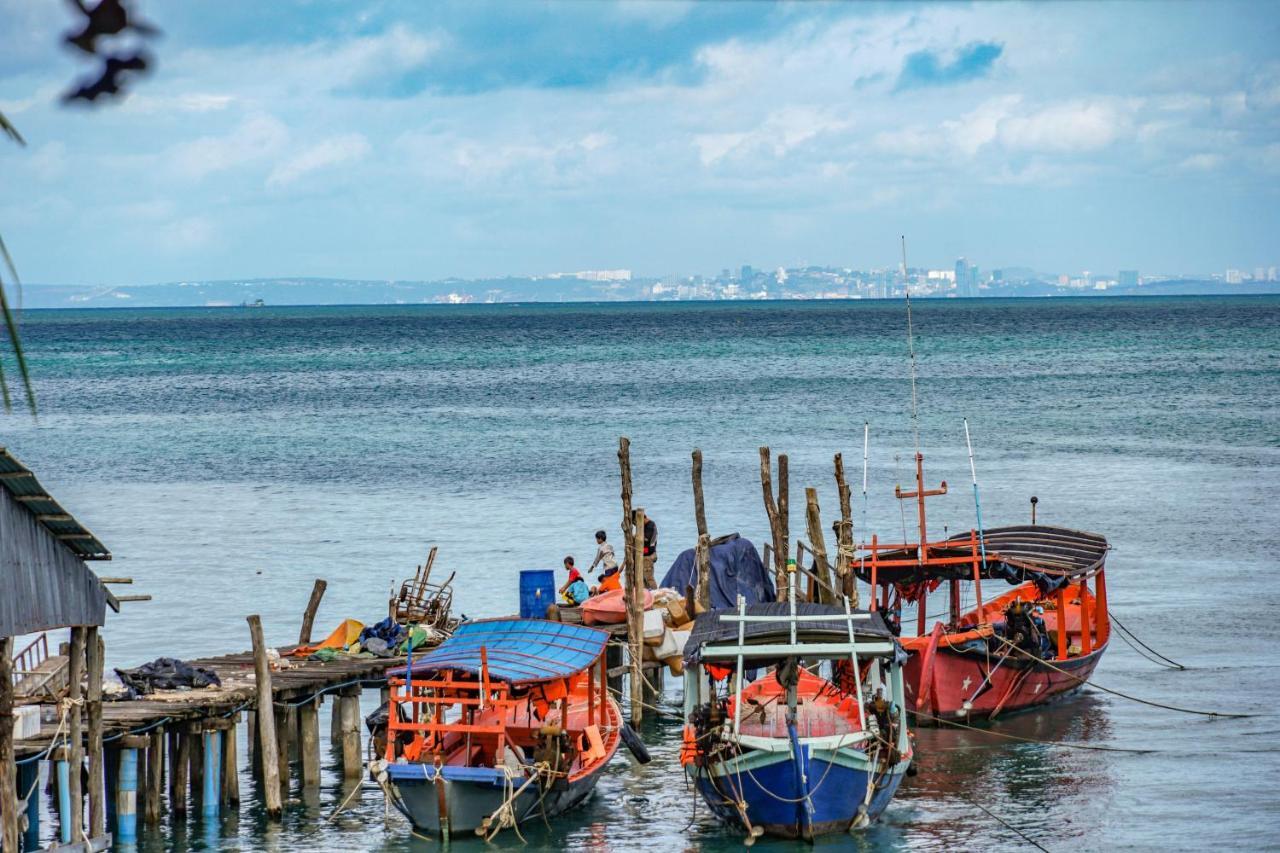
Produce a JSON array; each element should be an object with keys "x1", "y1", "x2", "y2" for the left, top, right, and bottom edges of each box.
[
  {"x1": 559, "y1": 556, "x2": 590, "y2": 605},
  {"x1": 593, "y1": 565, "x2": 622, "y2": 594}
]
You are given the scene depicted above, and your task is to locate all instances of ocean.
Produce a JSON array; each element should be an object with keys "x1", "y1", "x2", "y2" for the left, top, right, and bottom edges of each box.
[{"x1": 2, "y1": 296, "x2": 1278, "y2": 851}]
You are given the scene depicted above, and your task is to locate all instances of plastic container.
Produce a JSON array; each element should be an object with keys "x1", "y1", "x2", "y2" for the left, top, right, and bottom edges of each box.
[{"x1": 519, "y1": 570, "x2": 556, "y2": 619}]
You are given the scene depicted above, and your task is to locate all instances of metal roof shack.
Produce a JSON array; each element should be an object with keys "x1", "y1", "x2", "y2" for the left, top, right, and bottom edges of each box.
[{"x1": 0, "y1": 447, "x2": 113, "y2": 638}]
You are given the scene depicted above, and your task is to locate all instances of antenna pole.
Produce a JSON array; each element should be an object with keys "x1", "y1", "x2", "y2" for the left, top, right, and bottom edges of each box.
[
  {"x1": 901, "y1": 236, "x2": 921, "y2": 457},
  {"x1": 963, "y1": 417, "x2": 989, "y2": 563},
  {"x1": 860, "y1": 421, "x2": 870, "y2": 595}
]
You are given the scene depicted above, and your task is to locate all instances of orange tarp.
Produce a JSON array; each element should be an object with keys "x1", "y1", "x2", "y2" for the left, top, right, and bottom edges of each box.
[{"x1": 290, "y1": 618, "x2": 364, "y2": 657}]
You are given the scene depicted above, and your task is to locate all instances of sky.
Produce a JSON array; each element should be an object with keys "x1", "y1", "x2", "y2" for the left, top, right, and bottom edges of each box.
[{"x1": 0, "y1": 0, "x2": 1277, "y2": 286}]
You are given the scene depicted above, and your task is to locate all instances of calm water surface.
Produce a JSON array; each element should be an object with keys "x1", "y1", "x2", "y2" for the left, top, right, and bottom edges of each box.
[{"x1": 3, "y1": 297, "x2": 1278, "y2": 851}]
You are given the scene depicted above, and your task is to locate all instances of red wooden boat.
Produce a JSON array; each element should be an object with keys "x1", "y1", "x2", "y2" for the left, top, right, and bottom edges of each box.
[
  {"x1": 851, "y1": 452, "x2": 1110, "y2": 724},
  {"x1": 580, "y1": 588, "x2": 653, "y2": 626}
]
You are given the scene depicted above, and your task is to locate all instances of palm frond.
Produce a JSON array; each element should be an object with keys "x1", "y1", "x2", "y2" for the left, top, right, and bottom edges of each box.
[
  {"x1": 0, "y1": 111, "x2": 26, "y2": 147},
  {"x1": 0, "y1": 243, "x2": 36, "y2": 415}
]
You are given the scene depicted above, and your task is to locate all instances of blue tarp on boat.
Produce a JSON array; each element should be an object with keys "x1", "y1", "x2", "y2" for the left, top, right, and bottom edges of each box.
[
  {"x1": 660, "y1": 533, "x2": 776, "y2": 610},
  {"x1": 389, "y1": 618, "x2": 609, "y2": 685}
]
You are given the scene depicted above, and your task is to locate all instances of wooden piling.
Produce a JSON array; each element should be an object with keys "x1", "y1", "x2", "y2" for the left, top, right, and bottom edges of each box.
[
  {"x1": 759, "y1": 448, "x2": 790, "y2": 601},
  {"x1": 188, "y1": 724, "x2": 204, "y2": 811},
  {"x1": 627, "y1": 508, "x2": 646, "y2": 726},
  {"x1": 691, "y1": 450, "x2": 712, "y2": 610},
  {"x1": 339, "y1": 688, "x2": 363, "y2": 779},
  {"x1": 86, "y1": 627, "x2": 106, "y2": 840},
  {"x1": 246, "y1": 614, "x2": 283, "y2": 817},
  {"x1": 833, "y1": 453, "x2": 859, "y2": 606},
  {"x1": 221, "y1": 719, "x2": 239, "y2": 806},
  {"x1": 202, "y1": 729, "x2": 221, "y2": 818},
  {"x1": 804, "y1": 487, "x2": 835, "y2": 604},
  {"x1": 145, "y1": 727, "x2": 164, "y2": 824},
  {"x1": 68, "y1": 625, "x2": 86, "y2": 841},
  {"x1": 0, "y1": 636, "x2": 17, "y2": 853},
  {"x1": 298, "y1": 579, "x2": 328, "y2": 645},
  {"x1": 113, "y1": 738, "x2": 147, "y2": 843},
  {"x1": 329, "y1": 696, "x2": 342, "y2": 754},
  {"x1": 618, "y1": 437, "x2": 634, "y2": 576},
  {"x1": 173, "y1": 729, "x2": 190, "y2": 817},
  {"x1": 300, "y1": 700, "x2": 321, "y2": 787}
]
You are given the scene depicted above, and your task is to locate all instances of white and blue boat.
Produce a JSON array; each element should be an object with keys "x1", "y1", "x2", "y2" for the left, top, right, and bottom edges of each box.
[{"x1": 680, "y1": 561, "x2": 913, "y2": 841}]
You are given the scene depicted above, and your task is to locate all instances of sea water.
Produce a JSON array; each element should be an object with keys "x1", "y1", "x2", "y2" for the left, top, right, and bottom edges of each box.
[{"x1": 2, "y1": 296, "x2": 1278, "y2": 851}]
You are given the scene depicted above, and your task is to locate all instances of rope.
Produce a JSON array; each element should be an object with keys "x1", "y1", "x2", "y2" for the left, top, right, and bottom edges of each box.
[
  {"x1": 1108, "y1": 610, "x2": 1186, "y2": 670},
  {"x1": 992, "y1": 637, "x2": 1256, "y2": 719},
  {"x1": 907, "y1": 709, "x2": 1155, "y2": 754},
  {"x1": 961, "y1": 794, "x2": 1052, "y2": 853},
  {"x1": 324, "y1": 775, "x2": 367, "y2": 824}
]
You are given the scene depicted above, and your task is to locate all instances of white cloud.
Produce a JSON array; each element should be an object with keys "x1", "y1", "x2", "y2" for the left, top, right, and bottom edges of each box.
[
  {"x1": 168, "y1": 113, "x2": 289, "y2": 181},
  {"x1": 1178, "y1": 152, "x2": 1222, "y2": 171},
  {"x1": 997, "y1": 101, "x2": 1126, "y2": 153},
  {"x1": 267, "y1": 133, "x2": 371, "y2": 187}
]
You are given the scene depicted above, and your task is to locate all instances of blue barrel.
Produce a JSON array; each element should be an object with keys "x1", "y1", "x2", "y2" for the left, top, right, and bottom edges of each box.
[{"x1": 519, "y1": 570, "x2": 556, "y2": 618}]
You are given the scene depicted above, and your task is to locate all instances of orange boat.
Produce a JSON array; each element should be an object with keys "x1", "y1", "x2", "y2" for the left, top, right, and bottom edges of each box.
[
  {"x1": 580, "y1": 588, "x2": 653, "y2": 626},
  {"x1": 851, "y1": 451, "x2": 1110, "y2": 724}
]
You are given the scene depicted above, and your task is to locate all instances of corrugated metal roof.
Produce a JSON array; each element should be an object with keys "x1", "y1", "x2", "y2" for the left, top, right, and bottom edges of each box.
[
  {"x1": 0, "y1": 447, "x2": 111, "y2": 561},
  {"x1": 392, "y1": 618, "x2": 609, "y2": 685}
]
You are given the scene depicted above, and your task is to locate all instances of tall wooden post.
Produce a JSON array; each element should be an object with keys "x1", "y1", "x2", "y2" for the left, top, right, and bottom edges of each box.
[
  {"x1": 298, "y1": 579, "x2": 328, "y2": 645},
  {"x1": 86, "y1": 627, "x2": 105, "y2": 841},
  {"x1": 0, "y1": 636, "x2": 17, "y2": 853},
  {"x1": 759, "y1": 448, "x2": 790, "y2": 601},
  {"x1": 618, "y1": 437, "x2": 634, "y2": 576},
  {"x1": 67, "y1": 626, "x2": 86, "y2": 842},
  {"x1": 691, "y1": 450, "x2": 712, "y2": 610},
  {"x1": 172, "y1": 729, "x2": 190, "y2": 818},
  {"x1": 246, "y1": 615, "x2": 283, "y2": 817},
  {"x1": 627, "y1": 508, "x2": 646, "y2": 726},
  {"x1": 221, "y1": 719, "x2": 239, "y2": 806},
  {"x1": 804, "y1": 488, "x2": 835, "y2": 604},
  {"x1": 834, "y1": 453, "x2": 858, "y2": 607}
]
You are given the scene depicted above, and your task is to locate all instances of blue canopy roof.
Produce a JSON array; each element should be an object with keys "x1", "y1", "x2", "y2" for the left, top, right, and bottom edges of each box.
[{"x1": 390, "y1": 619, "x2": 610, "y2": 685}]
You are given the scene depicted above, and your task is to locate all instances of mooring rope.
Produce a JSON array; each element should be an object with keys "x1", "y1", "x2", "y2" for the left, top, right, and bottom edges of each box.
[
  {"x1": 1107, "y1": 610, "x2": 1186, "y2": 670},
  {"x1": 906, "y1": 709, "x2": 1155, "y2": 754},
  {"x1": 991, "y1": 637, "x2": 1256, "y2": 718},
  {"x1": 961, "y1": 793, "x2": 1052, "y2": 853}
]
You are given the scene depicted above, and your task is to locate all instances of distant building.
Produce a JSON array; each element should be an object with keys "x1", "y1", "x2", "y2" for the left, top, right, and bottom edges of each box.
[
  {"x1": 740, "y1": 264, "x2": 754, "y2": 283},
  {"x1": 1269, "y1": 266, "x2": 1278, "y2": 282},
  {"x1": 954, "y1": 258, "x2": 968, "y2": 296},
  {"x1": 1255, "y1": 267, "x2": 1266, "y2": 282},
  {"x1": 1118, "y1": 270, "x2": 1139, "y2": 288},
  {"x1": 1226, "y1": 268, "x2": 1243, "y2": 284},
  {"x1": 991, "y1": 269, "x2": 1003, "y2": 282}
]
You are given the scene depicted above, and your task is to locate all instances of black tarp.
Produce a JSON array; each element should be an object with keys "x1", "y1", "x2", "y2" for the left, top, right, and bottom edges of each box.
[
  {"x1": 660, "y1": 533, "x2": 776, "y2": 610},
  {"x1": 115, "y1": 657, "x2": 222, "y2": 696}
]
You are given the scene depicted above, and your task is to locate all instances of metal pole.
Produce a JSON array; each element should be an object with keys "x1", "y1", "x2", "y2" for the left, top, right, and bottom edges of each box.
[
  {"x1": 962, "y1": 418, "x2": 989, "y2": 568},
  {"x1": 57, "y1": 757, "x2": 72, "y2": 844}
]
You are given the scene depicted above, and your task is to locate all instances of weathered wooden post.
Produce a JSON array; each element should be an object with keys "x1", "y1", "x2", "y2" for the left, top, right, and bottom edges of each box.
[
  {"x1": 246, "y1": 614, "x2": 283, "y2": 818},
  {"x1": 627, "y1": 508, "x2": 646, "y2": 726},
  {"x1": 691, "y1": 450, "x2": 713, "y2": 610},
  {"x1": 339, "y1": 687, "x2": 363, "y2": 779},
  {"x1": 68, "y1": 625, "x2": 86, "y2": 841},
  {"x1": 833, "y1": 453, "x2": 859, "y2": 606},
  {"x1": 168, "y1": 728, "x2": 187, "y2": 817},
  {"x1": 0, "y1": 636, "x2": 17, "y2": 853},
  {"x1": 221, "y1": 718, "x2": 239, "y2": 806},
  {"x1": 298, "y1": 579, "x2": 328, "y2": 645},
  {"x1": 86, "y1": 628, "x2": 106, "y2": 840},
  {"x1": 188, "y1": 723, "x2": 204, "y2": 812},
  {"x1": 145, "y1": 728, "x2": 164, "y2": 824},
  {"x1": 805, "y1": 488, "x2": 835, "y2": 604},
  {"x1": 759, "y1": 448, "x2": 790, "y2": 601},
  {"x1": 299, "y1": 699, "x2": 322, "y2": 787},
  {"x1": 618, "y1": 437, "x2": 634, "y2": 576}
]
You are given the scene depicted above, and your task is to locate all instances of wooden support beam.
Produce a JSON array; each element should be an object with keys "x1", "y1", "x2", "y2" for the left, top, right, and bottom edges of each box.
[
  {"x1": 0, "y1": 471, "x2": 34, "y2": 480},
  {"x1": 298, "y1": 579, "x2": 328, "y2": 645},
  {"x1": 804, "y1": 488, "x2": 835, "y2": 604},
  {"x1": 14, "y1": 493, "x2": 51, "y2": 502},
  {"x1": 246, "y1": 614, "x2": 283, "y2": 817},
  {"x1": 338, "y1": 689, "x2": 363, "y2": 780},
  {"x1": 627, "y1": 508, "x2": 646, "y2": 726},
  {"x1": 172, "y1": 729, "x2": 189, "y2": 818},
  {"x1": 833, "y1": 453, "x2": 858, "y2": 607},
  {"x1": 97, "y1": 577, "x2": 133, "y2": 585},
  {"x1": 68, "y1": 626, "x2": 86, "y2": 842},
  {"x1": 618, "y1": 437, "x2": 634, "y2": 579},
  {"x1": 113, "y1": 595, "x2": 152, "y2": 603},
  {"x1": 36, "y1": 513, "x2": 75, "y2": 522},
  {"x1": 0, "y1": 636, "x2": 18, "y2": 853},
  {"x1": 299, "y1": 700, "x2": 321, "y2": 787},
  {"x1": 145, "y1": 728, "x2": 163, "y2": 825},
  {"x1": 188, "y1": 726, "x2": 204, "y2": 811},
  {"x1": 274, "y1": 706, "x2": 291, "y2": 788},
  {"x1": 759, "y1": 447, "x2": 790, "y2": 601},
  {"x1": 86, "y1": 628, "x2": 105, "y2": 840},
  {"x1": 221, "y1": 719, "x2": 239, "y2": 806},
  {"x1": 691, "y1": 450, "x2": 712, "y2": 610}
]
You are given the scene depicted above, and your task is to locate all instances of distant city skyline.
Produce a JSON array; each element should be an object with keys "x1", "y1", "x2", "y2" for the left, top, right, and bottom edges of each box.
[{"x1": 1, "y1": 1, "x2": 1277, "y2": 285}]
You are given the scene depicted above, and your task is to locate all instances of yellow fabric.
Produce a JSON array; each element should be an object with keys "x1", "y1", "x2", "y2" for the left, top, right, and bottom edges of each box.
[{"x1": 290, "y1": 618, "x2": 364, "y2": 657}]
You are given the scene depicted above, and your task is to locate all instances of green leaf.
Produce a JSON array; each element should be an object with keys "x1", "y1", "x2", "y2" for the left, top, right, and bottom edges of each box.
[
  {"x1": 0, "y1": 111, "x2": 25, "y2": 147},
  {"x1": 0, "y1": 241, "x2": 36, "y2": 415}
]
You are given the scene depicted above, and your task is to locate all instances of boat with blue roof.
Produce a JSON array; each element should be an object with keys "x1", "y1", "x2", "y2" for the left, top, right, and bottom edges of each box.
[{"x1": 370, "y1": 618, "x2": 624, "y2": 840}]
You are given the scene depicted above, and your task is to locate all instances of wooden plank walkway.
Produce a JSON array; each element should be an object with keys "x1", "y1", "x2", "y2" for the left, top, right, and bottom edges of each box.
[{"x1": 13, "y1": 645, "x2": 412, "y2": 760}]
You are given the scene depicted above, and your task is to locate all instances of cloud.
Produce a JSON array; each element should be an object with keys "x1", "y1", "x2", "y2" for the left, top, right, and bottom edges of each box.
[
  {"x1": 267, "y1": 133, "x2": 371, "y2": 187},
  {"x1": 997, "y1": 100, "x2": 1125, "y2": 153},
  {"x1": 896, "y1": 41, "x2": 1003, "y2": 90},
  {"x1": 1178, "y1": 152, "x2": 1222, "y2": 171},
  {"x1": 168, "y1": 113, "x2": 289, "y2": 181}
]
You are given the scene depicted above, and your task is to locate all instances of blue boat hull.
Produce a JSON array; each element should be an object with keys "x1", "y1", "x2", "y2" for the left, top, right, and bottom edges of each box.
[{"x1": 692, "y1": 750, "x2": 908, "y2": 839}]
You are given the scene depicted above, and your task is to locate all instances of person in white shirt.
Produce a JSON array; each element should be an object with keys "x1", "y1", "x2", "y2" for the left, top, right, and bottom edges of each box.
[{"x1": 589, "y1": 530, "x2": 618, "y2": 579}]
